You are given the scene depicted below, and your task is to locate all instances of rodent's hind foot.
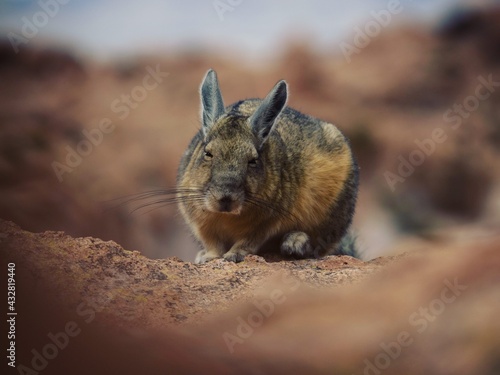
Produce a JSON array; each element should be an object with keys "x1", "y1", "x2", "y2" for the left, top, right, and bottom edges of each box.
[
  {"x1": 223, "y1": 250, "x2": 248, "y2": 263},
  {"x1": 281, "y1": 231, "x2": 313, "y2": 258},
  {"x1": 194, "y1": 250, "x2": 220, "y2": 264}
]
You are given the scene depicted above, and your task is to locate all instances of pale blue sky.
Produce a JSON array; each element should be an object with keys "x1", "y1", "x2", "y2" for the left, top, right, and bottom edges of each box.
[{"x1": 0, "y1": 0, "x2": 493, "y2": 61}]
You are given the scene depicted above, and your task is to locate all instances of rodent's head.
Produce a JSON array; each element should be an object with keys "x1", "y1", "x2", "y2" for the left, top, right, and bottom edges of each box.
[{"x1": 186, "y1": 69, "x2": 287, "y2": 215}]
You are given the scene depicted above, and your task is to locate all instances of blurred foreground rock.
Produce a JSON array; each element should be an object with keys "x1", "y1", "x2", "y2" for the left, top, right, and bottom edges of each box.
[{"x1": 1, "y1": 219, "x2": 499, "y2": 375}]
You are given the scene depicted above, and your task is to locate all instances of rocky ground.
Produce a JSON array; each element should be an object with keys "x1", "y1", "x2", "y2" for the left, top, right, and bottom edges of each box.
[{"x1": 2, "y1": 219, "x2": 499, "y2": 375}]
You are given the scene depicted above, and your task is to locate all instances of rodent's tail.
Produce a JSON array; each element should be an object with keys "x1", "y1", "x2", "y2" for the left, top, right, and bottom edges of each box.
[{"x1": 337, "y1": 232, "x2": 361, "y2": 259}]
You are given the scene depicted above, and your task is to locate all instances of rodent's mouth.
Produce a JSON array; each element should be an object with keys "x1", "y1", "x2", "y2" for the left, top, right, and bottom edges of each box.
[{"x1": 204, "y1": 194, "x2": 243, "y2": 215}]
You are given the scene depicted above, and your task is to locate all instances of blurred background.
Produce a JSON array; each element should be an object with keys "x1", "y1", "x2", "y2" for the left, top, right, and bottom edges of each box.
[{"x1": 0, "y1": 0, "x2": 499, "y2": 261}]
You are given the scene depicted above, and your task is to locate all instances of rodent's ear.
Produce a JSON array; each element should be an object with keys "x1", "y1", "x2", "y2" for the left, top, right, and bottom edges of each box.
[
  {"x1": 200, "y1": 69, "x2": 225, "y2": 135},
  {"x1": 250, "y1": 80, "x2": 288, "y2": 147}
]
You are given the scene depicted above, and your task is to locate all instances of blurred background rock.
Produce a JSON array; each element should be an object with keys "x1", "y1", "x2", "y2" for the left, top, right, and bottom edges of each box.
[{"x1": 0, "y1": 0, "x2": 499, "y2": 261}]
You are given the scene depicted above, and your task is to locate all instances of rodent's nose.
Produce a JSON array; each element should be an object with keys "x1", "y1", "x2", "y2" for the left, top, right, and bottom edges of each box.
[
  {"x1": 208, "y1": 175, "x2": 244, "y2": 213},
  {"x1": 218, "y1": 195, "x2": 234, "y2": 212}
]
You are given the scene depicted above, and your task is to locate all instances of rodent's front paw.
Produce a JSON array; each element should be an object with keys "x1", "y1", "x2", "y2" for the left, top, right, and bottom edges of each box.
[
  {"x1": 281, "y1": 231, "x2": 313, "y2": 258},
  {"x1": 194, "y1": 250, "x2": 219, "y2": 264},
  {"x1": 223, "y1": 250, "x2": 247, "y2": 263}
]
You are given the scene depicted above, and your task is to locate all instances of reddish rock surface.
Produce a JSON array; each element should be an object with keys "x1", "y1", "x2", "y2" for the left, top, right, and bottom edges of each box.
[{"x1": 2, "y1": 219, "x2": 499, "y2": 375}]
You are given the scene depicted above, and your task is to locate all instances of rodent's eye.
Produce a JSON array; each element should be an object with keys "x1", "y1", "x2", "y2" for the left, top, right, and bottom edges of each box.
[
  {"x1": 248, "y1": 158, "x2": 258, "y2": 167},
  {"x1": 204, "y1": 151, "x2": 213, "y2": 160}
]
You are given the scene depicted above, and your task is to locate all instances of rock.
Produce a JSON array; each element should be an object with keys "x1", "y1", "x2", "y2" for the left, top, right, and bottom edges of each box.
[
  {"x1": 0, "y1": 220, "x2": 382, "y2": 327},
  {"x1": 1, "y1": 219, "x2": 499, "y2": 375}
]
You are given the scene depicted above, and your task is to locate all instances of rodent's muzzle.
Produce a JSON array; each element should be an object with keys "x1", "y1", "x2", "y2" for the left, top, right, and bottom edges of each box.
[
  {"x1": 205, "y1": 191, "x2": 244, "y2": 214},
  {"x1": 205, "y1": 177, "x2": 244, "y2": 214}
]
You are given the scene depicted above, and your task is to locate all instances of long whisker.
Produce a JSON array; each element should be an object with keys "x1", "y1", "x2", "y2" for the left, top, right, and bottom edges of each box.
[
  {"x1": 130, "y1": 195, "x2": 205, "y2": 213},
  {"x1": 105, "y1": 188, "x2": 204, "y2": 203},
  {"x1": 106, "y1": 187, "x2": 303, "y2": 225},
  {"x1": 135, "y1": 197, "x2": 205, "y2": 215},
  {"x1": 103, "y1": 187, "x2": 205, "y2": 213}
]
